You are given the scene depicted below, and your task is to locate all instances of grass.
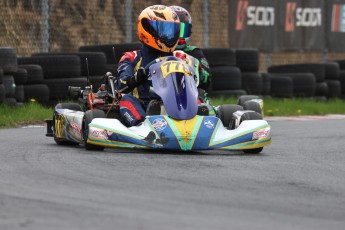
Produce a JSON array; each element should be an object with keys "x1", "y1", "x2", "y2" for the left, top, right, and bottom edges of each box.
[
  {"x1": 0, "y1": 102, "x2": 53, "y2": 128},
  {"x1": 210, "y1": 96, "x2": 345, "y2": 116},
  {"x1": 1, "y1": 97, "x2": 345, "y2": 128}
]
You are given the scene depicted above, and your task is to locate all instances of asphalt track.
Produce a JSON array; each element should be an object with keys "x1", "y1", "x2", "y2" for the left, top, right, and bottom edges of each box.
[{"x1": 0, "y1": 118, "x2": 345, "y2": 230}]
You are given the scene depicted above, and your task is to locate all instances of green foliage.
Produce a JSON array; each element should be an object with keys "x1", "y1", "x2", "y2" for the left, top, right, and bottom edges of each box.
[
  {"x1": 0, "y1": 102, "x2": 53, "y2": 128},
  {"x1": 210, "y1": 96, "x2": 345, "y2": 116}
]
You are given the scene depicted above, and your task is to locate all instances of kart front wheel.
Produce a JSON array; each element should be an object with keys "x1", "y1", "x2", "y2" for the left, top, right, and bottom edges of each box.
[
  {"x1": 217, "y1": 104, "x2": 243, "y2": 129},
  {"x1": 53, "y1": 103, "x2": 82, "y2": 145},
  {"x1": 240, "y1": 111, "x2": 264, "y2": 154},
  {"x1": 82, "y1": 110, "x2": 106, "y2": 151}
]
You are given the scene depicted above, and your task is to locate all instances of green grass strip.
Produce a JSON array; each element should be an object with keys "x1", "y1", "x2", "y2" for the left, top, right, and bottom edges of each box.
[{"x1": 0, "y1": 102, "x2": 53, "y2": 128}]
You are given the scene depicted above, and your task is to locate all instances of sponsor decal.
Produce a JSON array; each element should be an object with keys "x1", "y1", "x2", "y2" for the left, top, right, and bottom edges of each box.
[
  {"x1": 152, "y1": 118, "x2": 168, "y2": 131},
  {"x1": 252, "y1": 128, "x2": 270, "y2": 140},
  {"x1": 124, "y1": 112, "x2": 134, "y2": 122},
  {"x1": 331, "y1": 4, "x2": 345, "y2": 32},
  {"x1": 204, "y1": 119, "x2": 215, "y2": 129},
  {"x1": 236, "y1": 0, "x2": 249, "y2": 30},
  {"x1": 70, "y1": 120, "x2": 81, "y2": 135},
  {"x1": 285, "y1": 2, "x2": 322, "y2": 32},
  {"x1": 236, "y1": 0, "x2": 275, "y2": 31},
  {"x1": 285, "y1": 2, "x2": 296, "y2": 32},
  {"x1": 91, "y1": 130, "x2": 108, "y2": 138}
]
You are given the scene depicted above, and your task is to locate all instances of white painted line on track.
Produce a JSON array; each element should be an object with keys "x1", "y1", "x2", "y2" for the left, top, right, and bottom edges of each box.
[{"x1": 265, "y1": 114, "x2": 345, "y2": 121}]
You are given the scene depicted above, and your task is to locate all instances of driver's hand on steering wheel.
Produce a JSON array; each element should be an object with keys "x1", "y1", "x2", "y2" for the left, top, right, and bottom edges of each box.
[{"x1": 135, "y1": 67, "x2": 148, "y2": 85}]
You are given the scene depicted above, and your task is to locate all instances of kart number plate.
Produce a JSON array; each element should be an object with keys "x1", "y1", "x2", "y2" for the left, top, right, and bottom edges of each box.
[{"x1": 160, "y1": 61, "x2": 191, "y2": 78}]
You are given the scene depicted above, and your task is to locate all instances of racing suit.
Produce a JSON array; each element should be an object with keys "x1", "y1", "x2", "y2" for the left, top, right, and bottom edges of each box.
[
  {"x1": 180, "y1": 45, "x2": 211, "y2": 91},
  {"x1": 117, "y1": 44, "x2": 172, "y2": 126}
]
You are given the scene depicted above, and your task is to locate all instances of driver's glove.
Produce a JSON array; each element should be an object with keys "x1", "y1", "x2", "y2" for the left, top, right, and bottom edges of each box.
[{"x1": 131, "y1": 67, "x2": 147, "y2": 86}]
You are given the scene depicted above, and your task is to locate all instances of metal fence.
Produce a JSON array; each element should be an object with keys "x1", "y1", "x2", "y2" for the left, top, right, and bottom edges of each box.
[
  {"x1": 0, "y1": 0, "x2": 226, "y2": 55},
  {"x1": 1, "y1": 0, "x2": 345, "y2": 71}
]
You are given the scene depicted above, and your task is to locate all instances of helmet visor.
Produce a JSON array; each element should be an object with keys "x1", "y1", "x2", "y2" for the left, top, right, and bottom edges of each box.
[
  {"x1": 146, "y1": 20, "x2": 180, "y2": 48},
  {"x1": 179, "y1": 22, "x2": 192, "y2": 38}
]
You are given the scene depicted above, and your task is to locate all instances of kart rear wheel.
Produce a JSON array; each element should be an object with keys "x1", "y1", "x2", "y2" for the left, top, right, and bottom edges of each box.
[
  {"x1": 240, "y1": 111, "x2": 264, "y2": 154},
  {"x1": 82, "y1": 110, "x2": 106, "y2": 151},
  {"x1": 53, "y1": 103, "x2": 82, "y2": 145},
  {"x1": 243, "y1": 100, "x2": 262, "y2": 115},
  {"x1": 217, "y1": 104, "x2": 243, "y2": 129},
  {"x1": 237, "y1": 95, "x2": 259, "y2": 106}
]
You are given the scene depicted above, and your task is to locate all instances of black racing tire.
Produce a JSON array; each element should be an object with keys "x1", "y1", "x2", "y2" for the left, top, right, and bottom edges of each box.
[
  {"x1": 243, "y1": 101, "x2": 262, "y2": 115},
  {"x1": 211, "y1": 66, "x2": 242, "y2": 90},
  {"x1": 217, "y1": 104, "x2": 243, "y2": 129},
  {"x1": 240, "y1": 111, "x2": 264, "y2": 154},
  {"x1": 202, "y1": 48, "x2": 236, "y2": 67},
  {"x1": 3, "y1": 75, "x2": 16, "y2": 97},
  {"x1": 18, "y1": 55, "x2": 81, "y2": 79},
  {"x1": 32, "y1": 52, "x2": 107, "y2": 76},
  {"x1": 104, "y1": 64, "x2": 118, "y2": 78},
  {"x1": 4, "y1": 97, "x2": 17, "y2": 106},
  {"x1": 15, "y1": 84, "x2": 25, "y2": 102},
  {"x1": 315, "y1": 82, "x2": 328, "y2": 97},
  {"x1": 340, "y1": 71, "x2": 345, "y2": 94},
  {"x1": 0, "y1": 47, "x2": 18, "y2": 74},
  {"x1": 208, "y1": 89, "x2": 247, "y2": 98},
  {"x1": 43, "y1": 77, "x2": 87, "y2": 100},
  {"x1": 273, "y1": 73, "x2": 316, "y2": 97},
  {"x1": 79, "y1": 43, "x2": 141, "y2": 64},
  {"x1": 0, "y1": 69, "x2": 3, "y2": 84},
  {"x1": 53, "y1": 103, "x2": 82, "y2": 146},
  {"x1": 13, "y1": 68, "x2": 28, "y2": 85},
  {"x1": 88, "y1": 75, "x2": 106, "y2": 90},
  {"x1": 237, "y1": 95, "x2": 260, "y2": 106},
  {"x1": 24, "y1": 84, "x2": 50, "y2": 103},
  {"x1": 82, "y1": 110, "x2": 106, "y2": 151},
  {"x1": 112, "y1": 42, "x2": 142, "y2": 63},
  {"x1": 0, "y1": 84, "x2": 5, "y2": 103},
  {"x1": 289, "y1": 73, "x2": 316, "y2": 97},
  {"x1": 79, "y1": 44, "x2": 116, "y2": 64},
  {"x1": 325, "y1": 80, "x2": 341, "y2": 98},
  {"x1": 241, "y1": 72, "x2": 263, "y2": 95},
  {"x1": 270, "y1": 75, "x2": 293, "y2": 98},
  {"x1": 235, "y1": 49, "x2": 259, "y2": 72},
  {"x1": 268, "y1": 63, "x2": 325, "y2": 82},
  {"x1": 335, "y1": 59, "x2": 345, "y2": 70},
  {"x1": 261, "y1": 72, "x2": 271, "y2": 96},
  {"x1": 324, "y1": 62, "x2": 340, "y2": 80},
  {"x1": 18, "y1": 64, "x2": 44, "y2": 84}
]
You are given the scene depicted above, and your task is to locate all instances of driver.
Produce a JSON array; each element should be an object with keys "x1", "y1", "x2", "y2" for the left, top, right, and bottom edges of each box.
[
  {"x1": 117, "y1": 5, "x2": 180, "y2": 126},
  {"x1": 170, "y1": 6, "x2": 212, "y2": 97}
]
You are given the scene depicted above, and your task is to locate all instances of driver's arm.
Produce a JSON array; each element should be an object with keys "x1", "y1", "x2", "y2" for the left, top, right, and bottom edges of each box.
[{"x1": 117, "y1": 51, "x2": 148, "y2": 93}]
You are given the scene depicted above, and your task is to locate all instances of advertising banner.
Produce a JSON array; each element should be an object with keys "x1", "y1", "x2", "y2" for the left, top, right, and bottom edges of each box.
[
  {"x1": 276, "y1": 0, "x2": 324, "y2": 51},
  {"x1": 229, "y1": 0, "x2": 325, "y2": 52},
  {"x1": 229, "y1": 0, "x2": 277, "y2": 52},
  {"x1": 326, "y1": 0, "x2": 345, "y2": 52}
]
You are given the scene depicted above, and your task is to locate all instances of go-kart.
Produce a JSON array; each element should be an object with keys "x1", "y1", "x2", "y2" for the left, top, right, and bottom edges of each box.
[{"x1": 46, "y1": 54, "x2": 271, "y2": 153}]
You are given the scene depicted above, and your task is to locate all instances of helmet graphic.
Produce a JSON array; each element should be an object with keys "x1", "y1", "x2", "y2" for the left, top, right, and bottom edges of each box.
[
  {"x1": 170, "y1": 6, "x2": 192, "y2": 49},
  {"x1": 137, "y1": 5, "x2": 180, "y2": 53}
]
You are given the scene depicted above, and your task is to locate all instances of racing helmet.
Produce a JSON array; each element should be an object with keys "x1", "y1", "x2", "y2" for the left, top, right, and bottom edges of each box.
[
  {"x1": 170, "y1": 6, "x2": 192, "y2": 49},
  {"x1": 137, "y1": 5, "x2": 180, "y2": 53}
]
